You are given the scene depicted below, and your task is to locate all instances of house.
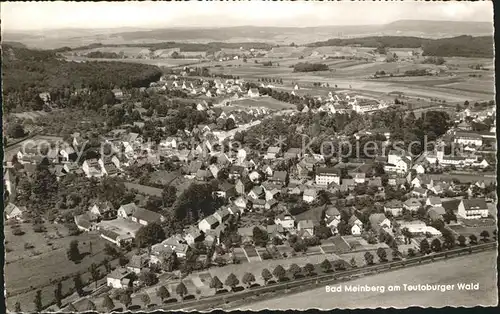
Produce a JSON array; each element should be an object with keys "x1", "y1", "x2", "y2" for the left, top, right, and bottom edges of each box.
[
  {"x1": 403, "y1": 198, "x2": 421, "y2": 212},
  {"x1": 369, "y1": 213, "x2": 391, "y2": 233},
  {"x1": 297, "y1": 220, "x2": 315, "y2": 236},
  {"x1": 89, "y1": 201, "x2": 114, "y2": 218},
  {"x1": 117, "y1": 203, "x2": 140, "y2": 219},
  {"x1": 82, "y1": 158, "x2": 104, "y2": 178},
  {"x1": 348, "y1": 215, "x2": 363, "y2": 236},
  {"x1": 228, "y1": 165, "x2": 245, "y2": 180},
  {"x1": 262, "y1": 165, "x2": 274, "y2": 177},
  {"x1": 315, "y1": 167, "x2": 341, "y2": 186},
  {"x1": 248, "y1": 185, "x2": 265, "y2": 199},
  {"x1": 457, "y1": 198, "x2": 489, "y2": 219},
  {"x1": 127, "y1": 254, "x2": 149, "y2": 274},
  {"x1": 112, "y1": 88, "x2": 124, "y2": 99},
  {"x1": 303, "y1": 188, "x2": 318, "y2": 203},
  {"x1": 160, "y1": 137, "x2": 178, "y2": 149},
  {"x1": 102, "y1": 162, "x2": 120, "y2": 177},
  {"x1": 107, "y1": 267, "x2": 134, "y2": 289},
  {"x1": 198, "y1": 215, "x2": 220, "y2": 232},
  {"x1": 266, "y1": 146, "x2": 282, "y2": 159},
  {"x1": 251, "y1": 198, "x2": 267, "y2": 210},
  {"x1": 5, "y1": 203, "x2": 24, "y2": 220},
  {"x1": 354, "y1": 173, "x2": 366, "y2": 184},
  {"x1": 274, "y1": 213, "x2": 295, "y2": 229},
  {"x1": 413, "y1": 164, "x2": 425, "y2": 174},
  {"x1": 235, "y1": 179, "x2": 247, "y2": 195},
  {"x1": 454, "y1": 132, "x2": 483, "y2": 147},
  {"x1": 324, "y1": 205, "x2": 340, "y2": 220},
  {"x1": 233, "y1": 196, "x2": 248, "y2": 209},
  {"x1": 425, "y1": 197, "x2": 442, "y2": 207},
  {"x1": 428, "y1": 206, "x2": 446, "y2": 221},
  {"x1": 284, "y1": 147, "x2": 302, "y2": 160},
  {"x1": 195, "y1": 169, "x2": 212, "y2": 181},
  {"x1": 227, "y1": 205, "x2": 243, "y2": 216},
  {"x1": 384, "y1": 200, "x2": 403, "y2": 217},
  {"x1": 131, "y1": 208, "x2": 165, "y2": 226},
  {"x1": 184, "y1": 227, "x2": 203, "y2": 245},
  {"x1": 269, "y1": 171, "x2": 288, "y2": 186},
  {"x1": 265, "y1": 199, "x2": 278, "y2": 210},
  {"x1": 74, "y1": 214, "x2": 96, "y2": 232},
  {"x1": 247, "y1": 88, "x2": 260, "y2": 98},
  {"x1": 213, "y1": 207, "x2": 231, "y2": 224},
  {"x1": 412, "y1": 187, "x2": 428, "y2": 198},
  {"x1": 216, "y1": 181, "x2": 236, "y2": 198}
]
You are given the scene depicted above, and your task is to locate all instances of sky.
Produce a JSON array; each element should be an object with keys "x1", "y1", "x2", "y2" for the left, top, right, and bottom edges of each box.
[{"x1": 1, "y1": 1, "x2": 493, "y2": 31}]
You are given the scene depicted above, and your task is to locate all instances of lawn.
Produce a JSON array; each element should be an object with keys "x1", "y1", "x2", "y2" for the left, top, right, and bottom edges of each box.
[
  {"x1": 293, "y1": 206, "x2": 323, "y2": 223},
  {"x1": 5, "y1": 227, "x2": 114, "y2": 311}
]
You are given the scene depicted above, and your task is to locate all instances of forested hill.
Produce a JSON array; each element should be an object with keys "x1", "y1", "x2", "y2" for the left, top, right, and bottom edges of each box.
[
  {"x1": 2, "y1": 45, "x2": 162, "y2": 92},
  {"x1": 2, "y1": 45, "x2": 162, "y2": 112},
  {"x1": 306, "y1": 35, "x2": 493, "y2": 58}
]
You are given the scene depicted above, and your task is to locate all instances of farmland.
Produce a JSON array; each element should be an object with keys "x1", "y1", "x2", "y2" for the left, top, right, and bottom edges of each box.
[
  {"x1": 238, "y1": 250, "x2": 497, "y2": 309},
  {"x1": 228, "y1": 96, "x2": 296, "y2": 111},
  {"x1": 64, "y1": 55, "x2": 201, "y2": 67}
]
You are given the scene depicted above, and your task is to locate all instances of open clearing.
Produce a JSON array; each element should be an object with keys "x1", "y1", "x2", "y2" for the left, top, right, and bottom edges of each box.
[{"x1": 238, "y1": 250, "x2": 497, "y2": 309}]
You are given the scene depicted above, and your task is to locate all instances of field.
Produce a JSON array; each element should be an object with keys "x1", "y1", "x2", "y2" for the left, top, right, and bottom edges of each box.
[
  {"x1": 238, "y1": 250, "x2": 498, "y2": 309},
  {"x1": 228, "y1": 96, "x2": 295, "y2": 110},
  {"x1": 65, "y1": 55, "x2": 201, "y2": 67},
  {"x1": 5, "y1": 225, "x2": 113, "y2": 311}
]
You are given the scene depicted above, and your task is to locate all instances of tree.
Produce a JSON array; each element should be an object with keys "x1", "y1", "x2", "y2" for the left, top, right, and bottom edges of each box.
[
  {"x1": 103, "y1": 258, "x2": 111, "y2": 273},
  {"x1": 89, "y1": 263, "x2": 100, "y2": 288},
  {"x1": 376, "y1": 247, "x2": 388, "y2": 262},
  {"x1": 431, "y1": 238, "x2": 442, "y2": 252},
  {"x1": 157, "y1": 286, "x2": 170, "y2": 301},
  {"x1": 469, "y1": 234, "x2": 478, "y2": 245},
  {"x1": 420, "y1": 239, "x2": 430, "y2": 254},
  {"x1": 139, "y1": 270, "x2": 159, "y2": 286},
  {"x1": 288, "y1": 263, "x2": 302, "y2": 278},
  {"x1": 225, "y1": 273, "x2": 240, "y2": 291},
  {"x1": 7, "y1": 123, "x2": 25, "y2": 138},
  {"x1": 176, "y1": 282, "x2": 188, "y2": 299},
  {"x1": 102, "y1": 294, "x2": 115, "y2": 312},
  {"x1": 73, "y1": 274, "x2": 84, "y2": 297},
  {"x1": 135, "y1": 222, "x2": 166, "y2": 247},
  {"x1": 252, "y1": 226, "x2": 269, "y2": 247},
  {"x1": 392, "y1": 248, "x2": 401, "y2": 261},
  {"x1": 480, "y1": 230, "x2": 490, "y2": 242},
  {"x1": 141, "y1": 293, "x2": 151, "y2": 308},
  {"x1": 321, "y1": 259, "x2": 332, "y2": 273},
  {"x1": 34, "y1": 290, "x2": 43, "y2": 312},
  {"x1": 364, "y1": 251, "x2": 374, "y2": 265},
  {"x1": 119, "y1": 292, "x2": 132, "y2": 309},
  {"x1": 54, "y1": 281, "x2": 63, "y2": 308},
  {"x1": 242, "y1": 272, "x2": 256, "y2": 287},
  {"x1": 303, "y1": 263, "x2": 315, "y2": 276},
  {"x1": 67, "y1": 240, "x2": 81, "y2": 262},
  {"x1": 408, "y1": 248, "x2": 416, "y2": 257},
  {"x1": 210, "y1": 276, "x2": 223, "y2": 292},
  {"x1": 14, "y1": 301, "x2": 21, "y2": 312},
  {"x1": 261, "y1": 268, "x2": 273, "y2": 284},
  {"x1": 272, "y1": 265, "x2": 286, "y2": 281},
  {"x1": 457, "y1": 235, "x2": 466, "y2": 247},
  {"x1": 350, "y1": 257, "x2": 357, "y2": 268},
  {"x1": 162, "y1": 185, "x2": 177, "y2": 207}
]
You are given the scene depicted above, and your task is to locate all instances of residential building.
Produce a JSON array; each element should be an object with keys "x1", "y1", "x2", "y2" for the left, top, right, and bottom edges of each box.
[
  {"x1": 403, "y1": 198, "x2": 421, "y2": 212},
  {"x1": 297, "y1": 220, "x2": 315, "y2": 236},
  {"x1": 117, "y1": 203, "x2": 140, "y2": 219},
  {"x1": 369, "y1": 213, "x2": 391, "y2": 233},
  {"x1": 107, "y1": 268, "x2": 134, "y2": 289},
  {"x1": 274, "y1": 213, "x2": 295, "y2": 229},
  {"x1": 303, "y1": 188, "x2": 318, "y2": 203},
  {"x1": 315, "y1": 167, "x2": 341, "y2": 186},
  {"x1": 198, "y1": 215, "x2": 220, "y2": 232},
  {"x1": 457, "y1": 198, "x2": 489, "y2": 219},
  {"x1": 5, "y1": 203, "x2": 24, "y2": 220},
  {"x1": 131, "y1": 208, "x2": 165, "y2": 226},
  {"x1": 266, "y1": 146, "x2": 282, "y2": 159},
  {"x1": 384, "y1": 200, "x2": 403, "y2": 217}
]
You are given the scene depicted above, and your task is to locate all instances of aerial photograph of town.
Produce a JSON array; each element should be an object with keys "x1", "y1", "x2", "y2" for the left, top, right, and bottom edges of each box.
[{"x1": 1, "y1": 1, "x2": 497, "y2": 312}]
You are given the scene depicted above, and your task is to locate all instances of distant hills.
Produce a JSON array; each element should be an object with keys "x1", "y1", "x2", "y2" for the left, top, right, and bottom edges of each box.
[
  {"x1": 2, "y1": 19, "x2": 493, "y2": 49},
  {"x1": 307, "y1": 35, "x2": 494, "y2": 58}
]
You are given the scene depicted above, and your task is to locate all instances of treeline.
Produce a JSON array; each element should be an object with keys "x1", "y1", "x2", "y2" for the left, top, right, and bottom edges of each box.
[
  {"x1": 307, "y1": 35, "x2": 493, "y2": 58},
  {"x1": 85, "y1": 51, "x2": 121, "y2": 59},
  {"x1": 293, "y1": 62, "x2": 329, "y2": 72},
  {"x1": 2, "y1": 45, "x2": 162, "y2": 112},
  {"x1": 69, "y1": 41, "x2": 274, "y2": 53}
]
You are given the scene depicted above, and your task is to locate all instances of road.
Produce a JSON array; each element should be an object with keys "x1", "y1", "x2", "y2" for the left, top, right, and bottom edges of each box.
[{"x1": 236, "y1": 250, "x2": 497, "y2": 310}]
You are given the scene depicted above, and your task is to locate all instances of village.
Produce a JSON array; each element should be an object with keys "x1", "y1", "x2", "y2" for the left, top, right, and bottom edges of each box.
[{"x1": 3, "y1": 63, "x2": 497, "y2": 312}]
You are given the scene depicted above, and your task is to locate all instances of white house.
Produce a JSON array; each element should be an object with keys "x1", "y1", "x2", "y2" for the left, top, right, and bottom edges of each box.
[
  {"x1": 247, "y1": 88, "x2": 260, "y2": 98},
  {"x1": 274, "y1": 213, "x2": 295, "y2": 229},
  {"x1": 198, "y1": 215, "x2": 219, "y2": 232},
  {"x1": 107, "y1": 268, "x2": 133, "y2": 289},
  {"x1": 117, "y1": 203, "x2": 139, "y2": 219},
  {"x1": 303, "y1": 188, "x2": 317, "y2": 203},
  {"x1": 5, "y1": 203, "x2": 23, "y2": 220},
  {"x1": 82, "y1": 158, "x2": 104, "y2": 178},
  {"x1": 384, "y1": 200, "x2": 404, "y2": 217},
  {"x1": 457, "y1": 198, "x2": 489, "y2": 219},
  {"x1": 315, "y1": 167, "x2": 341, "y2": 186},
  {"x1": 454, "y1": 132, "x2": 483, "y2": 147}
]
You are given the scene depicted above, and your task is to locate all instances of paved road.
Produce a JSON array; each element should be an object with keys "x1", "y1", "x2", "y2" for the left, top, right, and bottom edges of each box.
[{"x1": 236, "y1": 250, "x2": 497, "y2": 310}]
